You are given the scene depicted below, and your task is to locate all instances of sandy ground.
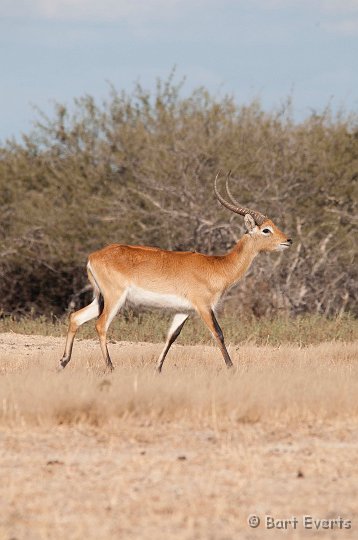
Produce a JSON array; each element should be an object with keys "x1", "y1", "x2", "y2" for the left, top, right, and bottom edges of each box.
[{"x1": 0, "y1": 333, "x2": 357, "y2": 539}]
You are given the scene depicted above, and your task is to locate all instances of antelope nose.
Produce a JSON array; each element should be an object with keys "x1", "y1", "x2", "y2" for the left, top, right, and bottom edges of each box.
[{"x1": 287, "y1": 238, "x2": 293, "y2": 245}]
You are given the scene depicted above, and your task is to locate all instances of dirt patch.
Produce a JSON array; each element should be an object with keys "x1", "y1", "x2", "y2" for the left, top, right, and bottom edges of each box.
[{"x1": 0, "y1": 334, "x2": 357, "y2": 539}]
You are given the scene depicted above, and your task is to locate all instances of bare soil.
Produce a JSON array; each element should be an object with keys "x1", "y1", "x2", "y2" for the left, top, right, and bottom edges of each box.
[{"x1": 0, "y1": 333, "x2": 357, "y2": 539}]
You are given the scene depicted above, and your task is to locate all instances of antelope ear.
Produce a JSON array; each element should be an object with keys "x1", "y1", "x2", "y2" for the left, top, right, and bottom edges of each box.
[{"x1": 244, "y1": 214, "x2": 256, "y2": 234}]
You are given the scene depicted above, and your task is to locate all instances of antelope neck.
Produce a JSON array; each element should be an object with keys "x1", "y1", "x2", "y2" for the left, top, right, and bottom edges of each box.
[{"x1": 223, "y1": 235, "x2": 259, "y2": 284}]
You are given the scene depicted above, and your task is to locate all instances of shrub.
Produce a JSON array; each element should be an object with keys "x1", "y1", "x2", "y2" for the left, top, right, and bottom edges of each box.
[{"x1": 1, "y1": 76, "x2": 357, "y2": 317}]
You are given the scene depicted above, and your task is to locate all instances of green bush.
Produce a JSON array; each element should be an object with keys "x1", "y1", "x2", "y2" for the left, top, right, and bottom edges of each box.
[{"x1": 1, "y1": 75, "x2": 357, "y2": 317}]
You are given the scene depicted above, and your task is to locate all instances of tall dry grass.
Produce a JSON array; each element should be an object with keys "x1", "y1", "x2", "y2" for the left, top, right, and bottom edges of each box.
[
  {"x1": 1, "y1": 312, "x2": 357, "y2": 345},
  {"x1": 1, "y1": 340, "x2": 357, "y2": 428}
]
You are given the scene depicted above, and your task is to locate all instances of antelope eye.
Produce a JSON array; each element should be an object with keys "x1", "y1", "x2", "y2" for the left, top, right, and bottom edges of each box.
[{"x1": 262, "y1": 228, "x2": 271, "y2": 234}]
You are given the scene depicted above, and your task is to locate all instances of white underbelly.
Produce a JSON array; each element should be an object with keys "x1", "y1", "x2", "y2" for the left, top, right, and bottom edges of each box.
[{"x1": 126, "y1": 285, "x2": 192, "y2": 310}]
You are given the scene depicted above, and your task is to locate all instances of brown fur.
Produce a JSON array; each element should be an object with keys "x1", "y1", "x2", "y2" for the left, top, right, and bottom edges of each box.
[
  {"x1": 59, "y1": 216, "x2": 291, "y2": 371},
  {"x1": 88, "y1": 218, "x2": 289, "y2": 306}
]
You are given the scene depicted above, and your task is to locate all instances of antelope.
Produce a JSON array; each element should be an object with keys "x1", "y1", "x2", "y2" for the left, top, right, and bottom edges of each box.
[{"x1": 59, "y1": 171, "x2": 292, "y2": 372}]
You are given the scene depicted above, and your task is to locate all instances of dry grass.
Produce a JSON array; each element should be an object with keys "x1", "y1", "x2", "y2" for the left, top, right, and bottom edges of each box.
[
  {"x1": 1, "y1": 335, "x2": 358, "y2": 427},
  {"x1": 1, "y1": 333, "x2": 358, "y2": 539},
  {"x1": 1, "y1": 312, "x2": 357, "y2": 346}
]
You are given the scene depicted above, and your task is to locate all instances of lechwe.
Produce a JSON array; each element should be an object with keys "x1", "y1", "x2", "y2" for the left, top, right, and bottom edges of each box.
[{"x1": 59, "y1": 171, "x2": 292, "y2": 372}]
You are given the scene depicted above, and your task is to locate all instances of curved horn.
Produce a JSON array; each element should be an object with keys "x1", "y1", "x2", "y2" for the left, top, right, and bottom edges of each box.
[
  {"x1": 214, "y1": 171, "x2": 267, "y2": 226},
  {"x1": 225, "y1": 174, "x2": 240, "y2": 206}
]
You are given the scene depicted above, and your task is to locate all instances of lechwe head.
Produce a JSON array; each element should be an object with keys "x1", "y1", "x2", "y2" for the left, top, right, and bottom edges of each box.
[
  {"x1": 59, "y1": 170, "x2": 292, "y2": 374},
  {"x1": 214, "y1": 170, "x2": 292, "y2": 252}
]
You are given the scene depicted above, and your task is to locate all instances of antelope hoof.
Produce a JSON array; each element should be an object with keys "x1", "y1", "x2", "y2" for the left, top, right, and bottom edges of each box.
[{"x1": 57, "y1": 357, "x2": 69, "y2": 371}]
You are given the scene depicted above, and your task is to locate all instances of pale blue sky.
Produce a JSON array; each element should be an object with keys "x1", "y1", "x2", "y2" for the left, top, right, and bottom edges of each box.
[{"x1": 1, "y1": 0, "x2": 357, "y2": 142}]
